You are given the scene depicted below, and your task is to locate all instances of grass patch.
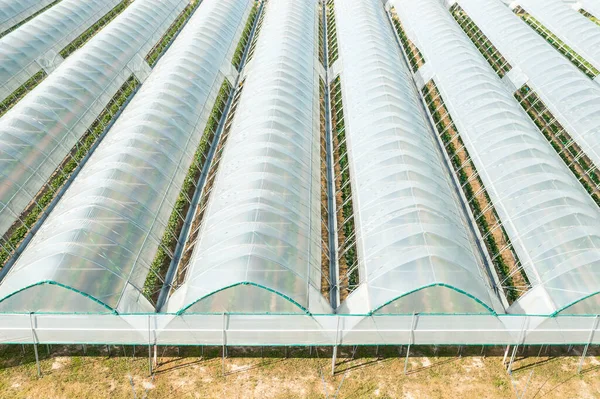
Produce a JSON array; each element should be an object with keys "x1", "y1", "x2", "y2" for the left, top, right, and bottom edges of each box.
[
  {"x1": 389, "y1": 7, "x2": 425, "y2": 73},
  {"x1": 231, "y1": 2, "x2": 259, "y2": 71},
  {"x1": 0, "y1": 70, "x2": 47, "y2": 117},
  {"x1": 326, "y1": 0, "x2": 338, "y2": 65}
]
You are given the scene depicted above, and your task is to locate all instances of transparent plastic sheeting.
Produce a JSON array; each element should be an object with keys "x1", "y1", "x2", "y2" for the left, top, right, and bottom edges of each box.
[
  {"x1": 0, "y1": 0, "x2": 55, "y2": 34},
  {"x1": 0, "y1": 0, "x2": 122, "y2": 101},
  {"x1": 0, "y1": 0, "x2": 187, "y2": 241},
  {"x1": 333, "y1": 0, "x2": 501, "y2": 315},
  {"x1": 456, "y1": 0, "x2": 600, "y2": 316},
  {"x1": 0, "y1": 314, "x2": 598, "y2": 346},
  {"x1": 166, "y1": 0, "x2": 332, "y2": 315},
  {"x1": 516, "y1": 0, "x2": 600, "y2": 75},
  {"x1": 579, "y1": 0, "x2": 600, "y2": 20},
  {"x1": 391, "y1": 0, "x2": 600, "y2": 316},
  {"x1": 0, "y1": 0, "x2": 251, "y2": 314}
]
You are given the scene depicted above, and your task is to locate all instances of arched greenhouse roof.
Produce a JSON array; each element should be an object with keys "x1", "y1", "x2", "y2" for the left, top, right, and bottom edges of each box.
[
  {"x1": 0, "y1": 0, "x2": 56, "y2": 35},
  {"x1": 0, "y1": 0, "x2": 122, "y2": 102},
  {"x1": 333, "y1": 0, "x2": 501, "y2": 315},
  {"x1": 392, "y1": 0, "x2": 600, "y2": 316},
  {"x1": 0, "y1": 0, "x2": 187, "y2": 242},
  {"x1": 0, "y1": 0, "x2": 251, "y2": 314},
  {"x1": 166, "y1": 0, "x2": 333, "y2": 315}
]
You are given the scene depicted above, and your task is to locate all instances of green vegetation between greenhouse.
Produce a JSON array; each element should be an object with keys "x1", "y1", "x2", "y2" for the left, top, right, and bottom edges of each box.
[
  {"x1": 514, "y1": 6, "x2": 599, "y2": 79},
  {"x1": 450, "y1": 4, "x2": 511, "y2": 78},
  {"x1": 0, "y1": 70, "x2": 47, "y2": 117},
  {"x1": 579, "y1": 8, "x2": 600, "y2": 27},
  {"x1": 389, "y1": 7, "x2": 424, "y2": 73},
  {"x1": 244, "y1": 1, "x2": 268, "y2": 65},
  {"x1": 145, "y1": 0, "x2": 200, "y2": 67},
  {"x1": 142, "y1": 79, "x2": 232, "y2": 302},
  {"x1": 0, "y1": 0, "x2": 62, "y2": 39},
  {"x1": 232, "y1": 1, "x2": 259, "y2": 70},
  {"x1": 515, "y1": 85, "x2": 600, "y2": 207},
  {"x1": 319, "y1": 78, "x2": 331, "y2": 302},
  {"x1": 0, "y1": 75, "x2": 140, "y2": 269},
  {"x1": 326, "y1": 0, "x2": 338, "y2": 65},
  {"x1": 59, "y1": 0, "x2": 131, "y2": 59},
  {"x1": 330, "y1": 76, "x2": 358, "y2": 301},
  {"x1": 422, "y1": 80, "x2": 528, "y2": 303}
]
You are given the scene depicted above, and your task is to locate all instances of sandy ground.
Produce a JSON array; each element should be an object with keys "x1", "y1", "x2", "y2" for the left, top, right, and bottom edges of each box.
[{"x1": 0, "y1": 345, "x2": 599, "y2": 398}]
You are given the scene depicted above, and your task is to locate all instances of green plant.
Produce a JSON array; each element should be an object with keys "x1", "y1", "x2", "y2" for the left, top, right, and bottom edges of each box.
[
  {"x1": 515, "y1": 7, "x2": 599, "y2": 79},
  {"x1": 579, "y1": 8, "x2": 600, "y2": 27},
  {"x1": 326, "y1": 0, "x2": 339, "y2": 65},
  {"x1": 245, "y1": 1, "x2": 269, "y2": 65},
  {"x1": 59, "y1": 0, "x2": 130, "y2": 58},
  {"x1": 232, "y1": 2, "x2": 259, "y2": 70},
  {"x1": 389, "y1": 8, "x2": 425, "y2": 73},
  {"x1": 450, "y1": 4, "x2": 511, "y2": 78},
  {"x1": 0, "y1": 70, "x2": 47, "y2": 117}
]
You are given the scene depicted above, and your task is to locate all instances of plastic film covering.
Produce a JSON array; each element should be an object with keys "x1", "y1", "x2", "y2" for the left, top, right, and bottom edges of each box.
[
  {"x1": 579, "y1": 0, "x2": 600, "y2": 20},
  {"x1": 0, "y1": 0, "x2": 251, "y2": 314},
  {"x1": 516, "y1": 0, "x2": 600, "y2": 75},
  {"x1": 333, "y1": 0, "x2": 499, "y2": 315},
  {"x1": 392, "y1": 0, "x2": 600, "y2": 315},
  {"x1": 0, "y1": 0, "x2": 187, "y2": 242},
  {"x1": 167, "y1": 0, "x2": 333, "y2": 315},
  {"x1": 0, "y1": 0, "x2": 122, "y2": 101},
  {"x1": 0, "y1": 0, "x2": 55, "y2": 35}
]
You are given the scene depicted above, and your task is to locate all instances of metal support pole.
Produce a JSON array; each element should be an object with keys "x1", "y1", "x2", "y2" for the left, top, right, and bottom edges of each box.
[
  {"x1": 508, "y1": 345, "x2": 519, "y2": 375},
  {"x1": 578, "y1": 315, "x2": 599, "y2": 374},
  {"x1": 457, "y1": 345, "x2": 462, "y2": 357},
  {"x1": 107, "y1": 345, "x2": 111, "y2": 357},
  {"x1": 29, "y1": 313, "x2": 41, "y2": 378},
  {"x1": 404, "y1": 312, "x2": 417, "y2": 375},
  {"x1": 222, "y1": 313, "x2": 227, "y2": 377},
  {"x1": 352, "y1": 345, "x2": 357, "y2": 359},
  {"x1": 331, "y1": 316, "x2": 340, "y2": 376},
  {"x1": 502, "y1": 345, "x2": 510, "y2": 366},
  {"x1": 147, "y1": 315, "x2": 152, "y2": 376},
  {"x1": 21, "y1": 344, "x2": 25, "y2": 355},
  {"x1": 375, "y1": 345, "x2": 379, "y2": 357},
  {"x1": 153, "y1": 345, "x2": 157, "y2": 368},
  {"x1": 46, "y1": 345, "x2": 50, "y2": 355}
]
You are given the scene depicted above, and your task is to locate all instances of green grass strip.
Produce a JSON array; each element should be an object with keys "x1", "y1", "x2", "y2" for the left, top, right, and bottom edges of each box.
[
  {"x1": 142, "y1": 79, "x2": 232, "y2": 302},
  {"x1": 145, "y1": 0, "x2": 200, "y2": 67},
  {"x1": 59, "y1": 0, "x2": 130, "y2": 59},
  {"x1": 0, "y1": 0, "x2": 62, "y2": 39},
  {"x1": 579, "y1": 9, "x2": 600, "y2": 27},
  {"x1": 515, "y1": 7, "x2": 599, "y2": 79},
  {"x1": 0, "y1": 75, "x2": 140, "y2": 269},
  {"x1": 0, "y1": 70, "x2": 47, "y2": 117},
  {"x1": 232, "y1": 2, "x2": 259, "y2": 71},
  {"x1": 450, "y1": 4, "x2": 511, "y2": 78}
]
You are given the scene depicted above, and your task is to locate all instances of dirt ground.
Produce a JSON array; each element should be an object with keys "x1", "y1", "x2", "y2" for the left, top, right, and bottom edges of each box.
[{"x1": 0, "y1": 345, "x2": 599, "y2": 398}]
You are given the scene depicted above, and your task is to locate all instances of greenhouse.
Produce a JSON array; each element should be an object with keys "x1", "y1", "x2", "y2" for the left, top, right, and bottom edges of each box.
[
  {"x1": 0, "y1": 0, "x2": 56, "y2": 37},
  {"x1": 0, "y1": 0, "x2": 122, "y2": 104},
  {"x1": 0, "y1": 0, "x2": 597, "y2": 347},
  {"x1": 0, "y1": 0, "x2": 186, "y2": 269}
]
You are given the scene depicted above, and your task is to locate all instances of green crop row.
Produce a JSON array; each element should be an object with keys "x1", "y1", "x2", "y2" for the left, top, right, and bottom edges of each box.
[
  {"x1": 232, "y1": 2, "x2": 259, "y2": 71},
  {"x1": 0, "y1": 70, "x2": 47, "y2": 118},
  {"x1": 59, "y1": 0, "x2": 130, "y2": 59},
  {"x1": 515, "y1": 7, "x2": 599, "y2": 79},
  {"x1": 319, "y1": 78, "x2": 330, "y2": 299},
  {"x1": 245, "y1": 1, "x2": 268, "y2": 65},
  {"x1": 423, "y1": 81, "x2": 523, "y2": 302},
  {"x1": 390, "y1": 9, "x2": 424, "y2": 73},
  {"x1": 142, "y1": 80, "x2": 232, "y2": 302},
  {"x1": 330, "y1": 76, "x2": 358, "y2": 290},
  {"x1": 326, "y1": 0, "x2": 339, "y2": 65},
  {"x1": 580, "y1": 9, "x2": 600, "y2": 27},
  {"x1": 450, "y1": 4, "x2": 511, "y2": 78},
  {"x1": 318, "y1": 3, "x2": 325, "y2": 67},
  {"x1": 515, "y1": 85, "x2": 600, "y2": 207},
  {"x1": 145, "y1": 0, "x2": 200, "y2": 67},
  {"x1": 0, "y1": 75, "x2": 140, "y2": 269},
  {"x1": 0, "y1": 0, "x2": 62, "y2": 39}
]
